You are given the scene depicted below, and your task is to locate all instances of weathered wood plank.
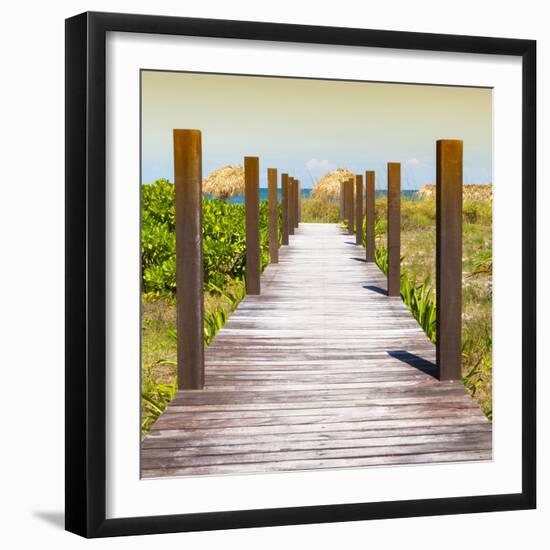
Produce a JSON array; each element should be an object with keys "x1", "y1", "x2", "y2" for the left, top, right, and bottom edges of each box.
[
  {"x1": 152, "y1": 407, "x2": 487, "y2": 431},
  {"x1": 159, "y1": 395, "x2": 478, "y2": 413},
  {"x1": 142, "y1": 423, "x2": 492, "y2": 449},
  {"x1": 171, "y1": 384, "x2": 470, "y2": 405},
  {"x1": 142, "y1": 450, "x2": 492, "y2": 478},
  {"x1": 148, "y1": 414, "x2": 490, "y2": 440},
  {"x1": 143, "y1": 431, "x2": 491, "y2": 458},
  {"x1": 142, "y1": 436, "x2": 491, "y2": 470},
  {"x1": 160, "y1": 401, "x2": 480, "y2": 420}
]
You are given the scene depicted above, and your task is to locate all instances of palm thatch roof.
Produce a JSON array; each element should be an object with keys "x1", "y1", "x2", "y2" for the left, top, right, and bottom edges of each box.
[
  {"x1": 202, "y1": 165, "x2": 244, "y2": 199},
  {"x1": 311, "y1": 168, "x2": 354, "y2": 201},
  {"x1": 418, "y1": 183, "x2": 493, "y2": 201}
]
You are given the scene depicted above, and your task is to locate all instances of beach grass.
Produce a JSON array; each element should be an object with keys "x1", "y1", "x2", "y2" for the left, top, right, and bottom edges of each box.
[{"x1": 300, "y1": 197, "x2": 340, "y2": 223}]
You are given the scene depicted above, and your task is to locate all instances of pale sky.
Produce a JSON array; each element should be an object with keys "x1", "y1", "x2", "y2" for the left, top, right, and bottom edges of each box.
[{"x1": 141, "y1": 70, "x2": 492, "y2": 189}]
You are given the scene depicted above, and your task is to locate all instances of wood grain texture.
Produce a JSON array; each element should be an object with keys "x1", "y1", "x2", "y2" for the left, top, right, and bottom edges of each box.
[
  {"x1": 365, "y1": 170, "x2": 375, "y2": 262},
  {"x1": 387, "y1": 163, "x2": 401, "y2": 296},
  {"x1": 267, "y1": 167, "x2": 279, "y2": 263},
  {"x1": 142, "y1": 223, "x2": 491, "y2": 478},
  {"x1": 281, "y1": 173, "x2": 289, "y2": 245},
  {"x1": 288, "y1": 177, "x2": 295, "y2": 235},
  {"x1": 345, "y1": 178, "x2": 354, "y2": 235},
  {"x1": 173, "y1": 129, "x2": 204, "y2": 389},
  {"x1": 296, "y1": 179, "x2": 301, "y2": 225},
  {"x1": 436, "y1": 140, "x2": 463, "y2": 380},
  {"x1": 244, "y1": 156, "x2": 260, "y2": 295},
  {"x1": 339, "y1": 181, "x2": 345, "y2": 220},
  {"x1": 355, "y1": 174, "x2": 363, "y2": 245}
]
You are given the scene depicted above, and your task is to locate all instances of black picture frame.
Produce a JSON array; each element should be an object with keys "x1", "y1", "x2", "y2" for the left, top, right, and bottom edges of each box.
[{"x1": 65, "y1": 11, "x2": 536, "y2": 538}]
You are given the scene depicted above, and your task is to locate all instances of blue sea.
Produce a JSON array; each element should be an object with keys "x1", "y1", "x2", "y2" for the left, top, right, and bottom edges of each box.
[{"x1": 205, "y1": 189, "x2": 420, "y2": 204}]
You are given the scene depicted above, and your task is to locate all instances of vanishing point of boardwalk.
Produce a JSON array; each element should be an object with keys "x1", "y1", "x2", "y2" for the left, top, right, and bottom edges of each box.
[{"x1": 142, "y1": 224, "x2": 492, "y2": 478}]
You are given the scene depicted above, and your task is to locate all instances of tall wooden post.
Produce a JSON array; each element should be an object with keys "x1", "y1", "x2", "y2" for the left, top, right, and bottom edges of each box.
[
  {"x1": 288, "y1": 177, "x2": 295, "y2": 235},
  {"x1": 173, "y1": 129, "x2": 204, "y2": 390},
  {"x1": 297, "y1": 180, "x2": 301, "y2": 224},
  {"x1": 387, "y1": 163, "x2": 401, "y2": 297},
  {"x1": 295, "y1": 179, "x2": 300, "y2": 228},
  {"x1": 365, "y1": 170, "x2": 375, "y2": 262},
  {"x1": 245, "y1": 156, "x2": 261, "y2": 295},
  {"x1": 342, "y1": 180, "x2": 347, "y2": 222},
  {"x1": 355, "y1": 174, "x2": 363, "y2": 245},
  {"x1": 346, "y1": 178, "x2": 355, "y2": 235},
  {"x1": 267, "y1": 168, "x2": 279, "y2": 263},
  {"x1": 436, "y1": 140, "x2": 463, "y2": 381},
  {"x1": 281, "y1": 173, "x2": 289, "y2": 245},
  {"x1": 339, "y1": 181, "x2": 345, "y2": 220}
]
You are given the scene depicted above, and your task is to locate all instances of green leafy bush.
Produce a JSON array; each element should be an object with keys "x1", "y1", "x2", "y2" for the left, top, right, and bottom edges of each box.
[{"x1": 141, "y1": 179, "x2": 272, "y2": 296}]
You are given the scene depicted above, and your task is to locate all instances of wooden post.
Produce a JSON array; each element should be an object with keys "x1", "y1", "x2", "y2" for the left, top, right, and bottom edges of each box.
[
  {"x1": 294, "y1": 180, "x2": 300, "y2": 228},
  {"x1": 281, "y1": 173, "x2": 289, "y2": 245},
  {"x1": 342, "y1": 180, "x2": 347, "y2": 222},
  {"x1": 346, "y1": 178, "x2": 355, "y2": 235},
  {"x1": 365, "y1": 170, "x2": 375, "y2": 262},
  {"x1": 297, "y1": 180, "x2": 301, "y2": 224},
  {"x1": 355, "y1": 174, "x2": 363, "y2": 245},
  {"x1": 245, "y1": 156, "x2": 261, "y2": 295},
  {"x1": 339, "y1": 181, "x2": 345, "y2": 221},
  {"x1": 387, "y1": 163, "x2": 401, "y2": 297},
  {"x1": 288, "y1": 177, "x2": 295, "y2": 235},
  {"x1": 173, "y1": 129, "x2": 204, "y2": 390},
  {"x1": 436, "y1": 140, "x2": 463, "y2": 381},
  {"x1": 267, "y1": 168, "x2": 279, "y2": 263},
  {"x1": 344, "y1": 178, "x2": 350, "y2": 230}
]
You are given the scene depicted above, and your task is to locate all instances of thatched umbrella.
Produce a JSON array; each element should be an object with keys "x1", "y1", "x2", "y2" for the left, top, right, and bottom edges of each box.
[
  {"x1": 202, "y1": 165, "x2": 244, "y2": 200},
  {"x1": 311, "y1": 168, "x2": 354, "y2": 201}
]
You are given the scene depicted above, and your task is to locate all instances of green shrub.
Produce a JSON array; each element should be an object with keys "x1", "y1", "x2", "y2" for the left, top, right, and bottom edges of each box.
[{"x1": 141, "y1": 179, "x2": 273, "y2": 296}]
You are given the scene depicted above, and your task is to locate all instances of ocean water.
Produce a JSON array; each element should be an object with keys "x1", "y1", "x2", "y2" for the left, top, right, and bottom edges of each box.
[{"x1": 205, "y1": 189, "x2": 420, "y2": 204}]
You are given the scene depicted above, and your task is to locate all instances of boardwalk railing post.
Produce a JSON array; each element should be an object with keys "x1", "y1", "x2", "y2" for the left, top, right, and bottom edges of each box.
[
  {"x1": 436, "y1": 140, "x2": 463, "y2": 381},
  {"x1": 174, "y1": 129, "x2": 205, "y2": 390},
  {"x1": 387, "y1": 162, "x2": 401, "y2": 297},
  {"x1": 288, "y1": 177, "x2": 295, "y2": 235},
  {"x1": 346, "y1": 178, "x2": 355, "y2": 235},
  {"x1": 339, "y1": 181, "x2": 345, "y2": 220},
  {"x1": 294, "y1": 180, "x2": 300, "y2": 229},
  {"x1": 365, "y1": 170, "x2": 375, "y2": 262},
  {"x1": 342, "y1": 179, "x2": 348, "y2": 222},
  {"x1": 268, "y1": 168, "x2": 279, "y2": 263},
  {"x1": 281, "y1": 173, "x2": 289, "y2": 245},
  {"x1": 245, "y1": 156, "x2": 261, "y2": 295},
  {"x1": 355, "y1": 174, "x2": 363, "y2": 245},
  {"x1": 297, "y1": 180, "x2": 301, "y2": 225}
]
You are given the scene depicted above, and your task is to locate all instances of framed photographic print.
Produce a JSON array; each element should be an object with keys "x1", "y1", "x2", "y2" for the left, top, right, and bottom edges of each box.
[{"x1": 65, "y1": 11, "x2": 536, "y2": 538}]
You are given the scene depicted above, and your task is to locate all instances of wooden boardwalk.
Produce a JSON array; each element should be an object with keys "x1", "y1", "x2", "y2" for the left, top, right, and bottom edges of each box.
[{"x1": 142, "y1": 223, "x2": 492, "y2": 478}]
